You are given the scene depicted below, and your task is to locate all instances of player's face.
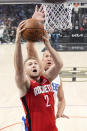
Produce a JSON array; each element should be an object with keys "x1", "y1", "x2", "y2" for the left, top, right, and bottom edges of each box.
[
  {"x1": 24, "y1": 59, "x2": 40, "y2": 78},
  {"x1": 42, "y1": 50, "x2": 54, "y2": 71}
]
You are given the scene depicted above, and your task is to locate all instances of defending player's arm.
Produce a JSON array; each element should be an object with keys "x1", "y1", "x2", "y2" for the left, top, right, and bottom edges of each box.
[
  {"x1": 26, "y1": 42, "x2": 38, "y2": 58},
  {"x1": 26, "y1": 41, "x2": 43, "y2": 73},
  {"x1": 56, "y1": 79, "x2": 65, "y2": 118},
  {"x1": 14, "y1": 21, "x2": 30, "y2": 96},
  {"x1": 25, "y1": 5, "x2": 44, "y2": 68},
  {"x1": 32, "y1": 5, "x2": 45, "y2": 23},
  {"x1": 42, "y1": 32, "x2": 63, "y2": 81},
  {"x1": 28, "y1": 5, "x2": 44, "y2": 72},
  {"x1": 56, "y1": 79, "x2": 69, "y2": 119},
  {"x1": 26, "y1": 41, "x2": 41, "y2": 64}
]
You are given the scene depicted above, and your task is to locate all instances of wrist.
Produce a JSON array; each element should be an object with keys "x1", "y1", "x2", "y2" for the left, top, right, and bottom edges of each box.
[
  {"x1": 44, "y1": 41, "x2": 51, "y2": 47},
  {"x1": 57, "y1": 112, "x2": 62, "y2": 118},
  {"x1": 15, "y1": 39, "x2": 21, "y2": 44},
  {"x1": 27, "y1": 41, "x2": 34, "y2": 46}
]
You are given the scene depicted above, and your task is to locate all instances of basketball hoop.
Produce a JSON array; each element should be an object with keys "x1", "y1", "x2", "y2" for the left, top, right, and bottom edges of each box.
[{"x1": 42, "y1": 3, "x2": 73, "y2": 33}]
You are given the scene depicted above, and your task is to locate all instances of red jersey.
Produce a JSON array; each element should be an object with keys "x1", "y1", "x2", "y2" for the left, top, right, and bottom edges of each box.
[{"x1": 20, "y1": 76, "x2": 58, "y2": 131}]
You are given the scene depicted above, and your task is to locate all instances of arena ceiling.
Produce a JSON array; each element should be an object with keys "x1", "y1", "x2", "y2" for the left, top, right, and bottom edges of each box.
[{"x1": 0, "y1": 0, "x2": 87, "y2": 4}]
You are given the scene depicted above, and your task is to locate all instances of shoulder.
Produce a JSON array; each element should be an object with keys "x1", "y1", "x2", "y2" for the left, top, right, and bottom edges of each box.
[{"x1": 18, "y1": 79, "x2": 31, "y2": 98}]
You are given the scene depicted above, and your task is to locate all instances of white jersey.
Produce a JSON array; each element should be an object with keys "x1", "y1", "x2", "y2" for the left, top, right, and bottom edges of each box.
[
  {"x1": 51, "y1": 75, "x2": 60, "y2": 106},
  {"x1": 51, "y1": 75, "x2": 60, "y2": 116}
]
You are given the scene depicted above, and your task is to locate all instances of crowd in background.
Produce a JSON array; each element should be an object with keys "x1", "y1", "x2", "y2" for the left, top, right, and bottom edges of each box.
[
  {"x1": 0, "y1": 4, "x2": 36, "y2": 44},
  {"x1": 0, "y1": 4, "x2": 87, "y2": 45}
]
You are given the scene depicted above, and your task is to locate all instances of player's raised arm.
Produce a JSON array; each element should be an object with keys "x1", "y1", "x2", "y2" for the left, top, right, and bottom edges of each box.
[
  {"x1": 27, "y1": 4, "x2": 45, "y2": 72},
  {"x1": 26, "y1": 41, "x2": 40, "y2": 63},
  {"x1": 32, "y1": 5, "x2": 45, "y2": 23},
  {"x1": 26, "y1": 41, "x2": 43, "y2": 73},
  {"x1": 42, "y1": 32, "x2": 63, "y2": 81},
  {"x1": 14, "y1": 21, "x2": 24, "y2": 73},
  {"x1": 14, "y1": 21, "x2": 30, "y2": 94}
]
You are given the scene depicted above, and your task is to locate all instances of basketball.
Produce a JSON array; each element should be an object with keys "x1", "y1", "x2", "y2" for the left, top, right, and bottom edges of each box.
[{"x1": 21, "y1": 18, "x2": 45, "y2": 42}]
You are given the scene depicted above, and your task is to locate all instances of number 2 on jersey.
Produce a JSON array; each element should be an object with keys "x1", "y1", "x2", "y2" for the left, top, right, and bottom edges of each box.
[{"x1": 44, "y1": 95, "x2": 51, "y2": 107}]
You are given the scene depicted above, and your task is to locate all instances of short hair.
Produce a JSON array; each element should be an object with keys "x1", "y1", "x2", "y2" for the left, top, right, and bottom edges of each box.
[
  {"x1": 43, "y1": 49, "x2": 50, "y2": 57},
  {"x1": 24, "y1": 57, "x2": 38, "y2": 66}
]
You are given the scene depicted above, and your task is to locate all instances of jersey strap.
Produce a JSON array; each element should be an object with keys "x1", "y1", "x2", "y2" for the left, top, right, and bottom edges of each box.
[{"x1": 21, "y1": 96, "x2": 31, "y2": 131}]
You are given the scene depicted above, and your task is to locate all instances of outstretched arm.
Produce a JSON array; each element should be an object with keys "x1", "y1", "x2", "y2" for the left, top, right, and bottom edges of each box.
[
  {"x1": 26, "y1": 5, "x2": 45, "y2": 71},
  {"x1": 56, "y1": 79, "x2": 69, "y2": 119},
  {"x1": 14, "y1": 21, "x2": 24, "y2": 74},
  {"x1": 43, "y1": 32, "x2": 63, "y2": 81},
  {"x1": 26, "y1": 41, "x2": 39, "y2": 60},
  {"x1": 26, "y1": 41, "x2": 43, "y2": 73},
  {"x1": 56, "y1": 79, "x2": 65, "y2": 118},
  {"x1": 14, "y1": 21, "x2": 30, "y2": 96},
  {"x1": 32, "y1": 5, "x2": 45, "y2": 23}
]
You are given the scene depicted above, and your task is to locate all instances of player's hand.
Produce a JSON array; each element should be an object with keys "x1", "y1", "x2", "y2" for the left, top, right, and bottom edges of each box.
[
  {"x1": 56, "y1": 113, "x2": 70, "y2": 119},
  {"x1": 16, "y1": 20, "x2": 26, "y2": 42},
  {"x1": 32, "y1": 5, "x2": 45, "y2": 23}
]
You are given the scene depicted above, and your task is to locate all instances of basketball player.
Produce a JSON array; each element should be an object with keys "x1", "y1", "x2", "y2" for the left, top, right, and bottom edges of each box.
[
  {"x1": 14, "y1": 21, "x2": 63, "y2": 131},
  {"x1": 42, "y1": 49, "x2": 69, "y2": 119}
]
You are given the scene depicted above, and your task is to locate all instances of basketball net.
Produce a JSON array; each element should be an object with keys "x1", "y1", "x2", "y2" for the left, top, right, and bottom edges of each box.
[{"x1": 42, "y1": 3, "x2": 73, "y2": 33}]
